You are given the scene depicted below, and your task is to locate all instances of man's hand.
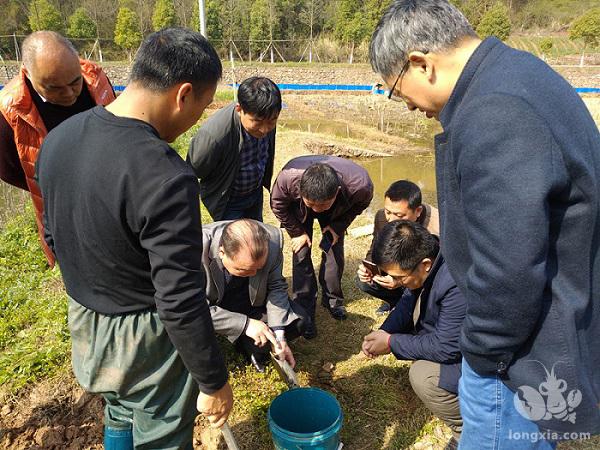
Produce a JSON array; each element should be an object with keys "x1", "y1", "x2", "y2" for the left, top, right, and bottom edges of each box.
[
  {"x1": 372, "y1": 274, "x2": 402, "y2": 290},
  {"x1": 245, "y1": 318, "x2": 278, "y2": 347},
  {"x1": 273, "y1": 340, "x2": 296, "y2": 368},
  {"x1": 197, "y1": 382, "x2": 234, "y2": 428},
  {"x1": 291, "y1": 233, "x2": 311, "y2": 253},
  {"x1": 357, "y1": 263, "x2": 373, "y2": 283},
  {"x1": 362, "y1": 330, "x2": 392, "y2": 358},
  {"x1": 321, "y1": 226, "x2": 339, "y2": 246}
]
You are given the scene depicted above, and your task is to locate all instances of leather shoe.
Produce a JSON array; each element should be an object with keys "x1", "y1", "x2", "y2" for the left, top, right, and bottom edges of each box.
[
  {"x1": 303, "y1": 321, "x2": 317, "y2": 339},
  {"x1": 250, "y1": 353, "x2": 268, "y2": 373},
  {"x1": 327, "y1": 305, "x2": 347, "y2": 320}
]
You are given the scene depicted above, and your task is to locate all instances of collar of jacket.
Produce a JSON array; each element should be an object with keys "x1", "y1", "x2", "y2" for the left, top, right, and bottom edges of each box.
[{"x1": 439, "y1": 37, "x2": 502, "y2": 129}]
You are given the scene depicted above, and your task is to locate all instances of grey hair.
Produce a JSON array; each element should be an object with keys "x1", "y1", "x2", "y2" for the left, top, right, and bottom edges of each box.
[
  {"x1": 22, "y1": 31, "x2": 78, "y2": 71},
  {"x1": 369, "y1": 0, "x2": 477, "y2": 78}
]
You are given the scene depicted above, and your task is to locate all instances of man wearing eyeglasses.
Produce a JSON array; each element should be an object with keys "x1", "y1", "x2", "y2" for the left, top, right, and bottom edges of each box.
[
  {"x1": 356, "y1": 180, "x2": 439, "y2": 315},
  {"x1": 362, "y1": 220, "x2": 465, "y2": 449},
  {"x1": 370, "y1": 0, "x2": 600, "y2": 447}
]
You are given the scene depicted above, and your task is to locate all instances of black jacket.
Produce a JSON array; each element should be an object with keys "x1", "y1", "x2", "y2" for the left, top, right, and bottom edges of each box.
[
  {"x1": 380, "y1": 255, "x2": 465, "y2": 394},
  {"x1": 436, "y1": 38, "x2": 600, "y2": 434},
  {"x1": 187, "y1": 102, "x2": 276, "y2": 221},
  {"x1": 36, "y1": 106, "x2": 228, "y2": 394}
]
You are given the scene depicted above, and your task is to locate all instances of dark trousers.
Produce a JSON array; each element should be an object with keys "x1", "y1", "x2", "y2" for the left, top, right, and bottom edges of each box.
[
  {"x1": 355, "y1": 277, "x2": 405, "y2": 307},
  {"x1": 292, "y1": 216, "x2": 345, "y2": 318},
  {"x1": 222, "y1": 187, "x2": 264, "y2": 222},
  {"x1": 409, "y1": 360, "x2": 462, "y2": 440},
  {"x1": 235, "y1": 300, "x2": 311, "y2": 358}
]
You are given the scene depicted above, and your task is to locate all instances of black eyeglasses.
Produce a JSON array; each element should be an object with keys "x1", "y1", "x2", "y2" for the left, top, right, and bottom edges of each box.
[
  {"x1": 387, "y1": 262, "x2": 420, "y2": 285},
  {"x1": 387, "y1": 51, "x2": 428, "y2": 101},
  {"x1": 387, "y1": 59, "x2": 410, "y2": 101}
]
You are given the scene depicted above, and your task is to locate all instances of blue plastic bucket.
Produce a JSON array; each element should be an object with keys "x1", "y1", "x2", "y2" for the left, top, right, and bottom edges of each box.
[{"x1": 268, "y1": 387, "x2": 343, "y2": 449}]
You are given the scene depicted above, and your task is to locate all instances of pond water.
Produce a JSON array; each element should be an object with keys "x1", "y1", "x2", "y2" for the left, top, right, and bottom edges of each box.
[
  {"x1": 278, "y1": 113, "x2": 438, "y2": 213},
  {"x1": 359, "y1": 153, "x2": 437, "y2": 216},
  {"x1": 0, "y1": 100, "x2": 438, "y2": 231}
]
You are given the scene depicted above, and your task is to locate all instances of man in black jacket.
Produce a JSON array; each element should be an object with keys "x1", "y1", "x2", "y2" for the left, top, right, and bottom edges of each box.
[
  {"x1": 187, "y1": 77, "x2": 280, "y2": 221},
  {"x1": 36, "y1": 29, "x2": 232, "y2": 449},
  {"x1": 362, "y1": 220, "x2": 465, "y2": 449},
  {"x1": 370, "y1": 0, "x2": 600, "y2": 446}
]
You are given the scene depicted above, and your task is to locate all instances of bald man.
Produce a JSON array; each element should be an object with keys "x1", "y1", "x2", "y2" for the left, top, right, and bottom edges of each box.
[
  {"x1": 201, "y1": 219, "x2": 311, "y2": 372},
  {"x1": 0, "y1": 31, "x2": 114, "y2": 265}
]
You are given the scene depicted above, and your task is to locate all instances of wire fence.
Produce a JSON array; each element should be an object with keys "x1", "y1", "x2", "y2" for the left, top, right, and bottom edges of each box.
[{"x1": 0, "y1": 34, "x2": 597, "y2": 65}]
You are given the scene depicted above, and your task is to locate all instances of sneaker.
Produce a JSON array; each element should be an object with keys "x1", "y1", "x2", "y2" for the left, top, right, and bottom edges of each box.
[{"x1": 375, "y1": 302, "x2": 391, "y2": 315}]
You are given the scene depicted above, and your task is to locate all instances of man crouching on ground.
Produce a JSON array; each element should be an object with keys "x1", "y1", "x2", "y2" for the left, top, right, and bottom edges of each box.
[
  {"x1": 362, "y1": 220, "x2": 465, "y2": 449},
  {"x1": 201, "y1": 219, "x2": 311, "y2": 373}
]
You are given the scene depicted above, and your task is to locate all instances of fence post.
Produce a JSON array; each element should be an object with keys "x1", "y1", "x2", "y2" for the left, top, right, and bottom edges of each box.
[{"x1": 13, "y1": 33, "x2": 20, "y2": 62}]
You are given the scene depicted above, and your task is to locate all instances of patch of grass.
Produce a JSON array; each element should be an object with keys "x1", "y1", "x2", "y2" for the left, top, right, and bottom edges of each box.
[{"x1": 0, "y1": 210, "x2": 70, "y2": 396}]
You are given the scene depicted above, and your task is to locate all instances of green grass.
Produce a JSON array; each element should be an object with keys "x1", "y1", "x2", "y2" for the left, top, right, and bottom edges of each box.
[{"x1": 0, "y1": 210, "x2": 70, "y2": 395}]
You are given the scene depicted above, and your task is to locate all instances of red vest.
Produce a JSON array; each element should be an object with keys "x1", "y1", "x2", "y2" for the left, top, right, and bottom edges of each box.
[{"x1": 0, "y1": 60, "x2": 116, "y2": 266}]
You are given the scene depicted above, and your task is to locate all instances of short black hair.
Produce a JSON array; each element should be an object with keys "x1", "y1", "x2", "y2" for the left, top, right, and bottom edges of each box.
[
  {"x1": 372, "y1": 220, "x2": 438, "y2": 270},
  {"x1": 385, "y1": 180, "x2": 422, "y2": 210},
  {"x1": 129, "y1": 27, "x2": 222, "y2": 93},
  {"x1": 220, "y1": 219, "x2": 269, "y2": 261},
  {"x1": 299, "y1": 163, "x2": 340, "y2": 202},
  {"x1": 237, "y1": 77, "x2": 282, "y2": 119}
]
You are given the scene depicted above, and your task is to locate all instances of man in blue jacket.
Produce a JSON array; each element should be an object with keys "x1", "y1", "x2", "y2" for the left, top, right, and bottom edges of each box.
[
  {"x1": 362, "y1": 220, "x2": 465, "y2": 449},
  {"x1": 370, "y1": 1, "x2": 600, "y2": 448}
]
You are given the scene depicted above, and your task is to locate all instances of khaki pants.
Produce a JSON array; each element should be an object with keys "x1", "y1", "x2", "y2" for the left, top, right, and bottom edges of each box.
[
  {"x1": 68, "y1": 298, "x2": 199, "y2": 450},
  {"x1": 409, "y1": 360, "x2": 462, "y2": 440}
]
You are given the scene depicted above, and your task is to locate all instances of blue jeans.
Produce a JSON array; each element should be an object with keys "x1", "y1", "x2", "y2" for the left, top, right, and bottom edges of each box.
[
  {"x1": 459, "y1": 359, "x2": 557, "y2": 450},
  {"x1": 222, "y1": 187, "x2": 264, "y2": 221}
]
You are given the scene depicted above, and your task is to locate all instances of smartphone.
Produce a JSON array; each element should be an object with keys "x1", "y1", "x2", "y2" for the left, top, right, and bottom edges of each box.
[
  {"x1": 362, "y1": 259, "x2": 381, "y2": 276},
  {"x1": 319, "y1": 231, "x2": 333, "y2": 253}
]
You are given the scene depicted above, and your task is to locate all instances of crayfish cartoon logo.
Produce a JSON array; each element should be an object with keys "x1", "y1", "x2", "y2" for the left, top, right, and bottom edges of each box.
[{"x1": 513, "y1": 361, "x2": 582, "y2": 424}]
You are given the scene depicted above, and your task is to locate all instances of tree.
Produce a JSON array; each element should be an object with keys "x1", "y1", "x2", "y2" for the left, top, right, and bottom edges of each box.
[
  {"x1": 250, "y1": 0, "x2": 277, "y2": 59},
  {"x1": 83, "y1": 0, "x2": 119, "y2": 41},
  {"x1": 67, "y1": 7, "x2": 97, "y2": 38},
  {"x1": 28, "y1": 0, "x2": 64, "y2": 33},
  {"x1": 114, "y1": 7, "x2": 142, "y2": 61},
  {"x1": 152, "y1": 0, "x2": 177, "y2": 31},
  {"x1": 300, "y1": 0, "x2": 323, "y2": 62},
  {"x1": 364, "y1": 0, "x2": 392, "y2": 34},
  {"x1": 569, "y1": 8, "x2": 600, "y2": 66},
  {"x1": 455, "y1": 0, "x2": 496, "y2": 29},
  {"x1": 121, "y1": 0, "x2": 155, "y2": 37},
  {"x1": 476, "y1": 2, "x2": 511, "y2": 41},
  {"x1": 191, "y1": 0, "x2": 223, "y2": 42},
  {"x1": 334, "y1": 0, "x2": 369, "y2": 63}
]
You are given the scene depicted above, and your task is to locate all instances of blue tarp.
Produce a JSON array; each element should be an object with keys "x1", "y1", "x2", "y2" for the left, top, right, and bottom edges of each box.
[{"x1": 2, "y1": 83, "x2": 599, "y2": 95}]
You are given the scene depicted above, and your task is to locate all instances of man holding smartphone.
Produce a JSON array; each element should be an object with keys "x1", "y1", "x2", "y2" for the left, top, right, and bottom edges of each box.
[
  {"x1": 362, "y1": 220, "x2": 465, "y2": 449},
  {"x1": 357, "y1": 180, "x2": 439, "y2": 315},
  {"x1": 271, "y1": 156, "x2": 373, "y2": 337}
]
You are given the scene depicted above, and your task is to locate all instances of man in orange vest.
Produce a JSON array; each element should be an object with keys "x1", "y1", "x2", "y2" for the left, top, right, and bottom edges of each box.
[{"x1": 0, "y1": 31, "x2": 115, "y2": 266}]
